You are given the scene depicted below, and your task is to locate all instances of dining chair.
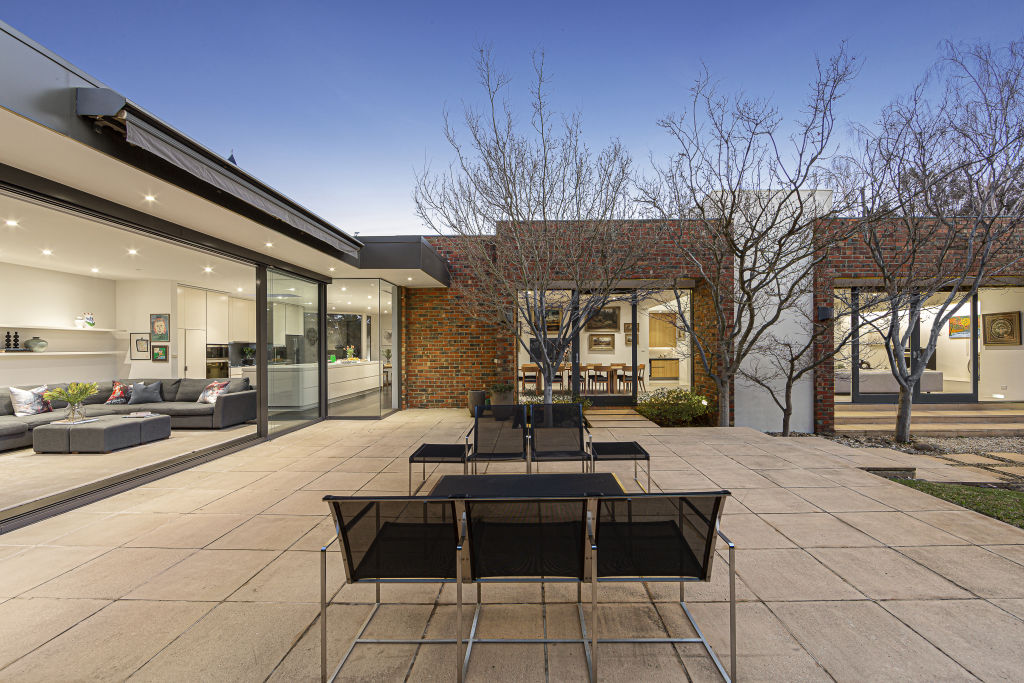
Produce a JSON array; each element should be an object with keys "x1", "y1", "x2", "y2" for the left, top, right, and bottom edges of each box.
[
  {"x1": 590, "y1": 365, "x2": 609, "y2": 393},
  {"x1": 520, "y1": 363, "x2": 539, "y2": 393}
]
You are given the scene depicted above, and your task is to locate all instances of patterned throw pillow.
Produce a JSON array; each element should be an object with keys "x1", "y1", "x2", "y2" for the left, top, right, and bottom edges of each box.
[
  {"x1": 197, "y1": 381, "x2": 230, "y2": 404},
  {"x1": 105, "y1": 380, "x2": 133, "y2": 405},
  {"x1": 10, "y1": 385, "x2": 53, "y2": 417}
]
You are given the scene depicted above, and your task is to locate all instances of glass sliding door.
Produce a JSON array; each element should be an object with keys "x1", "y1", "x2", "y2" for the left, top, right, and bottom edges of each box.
[
  {"x1": 325, "y1": 278, "x2": 399, "y2": 417},
  {"x1": 266, "y1": 269, "x2": 321, "y2": 433}
]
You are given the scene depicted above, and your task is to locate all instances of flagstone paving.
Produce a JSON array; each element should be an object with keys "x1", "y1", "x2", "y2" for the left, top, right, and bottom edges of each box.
[{"x1": 1, "y1": 409, "x2": 1023, "y2": 681}]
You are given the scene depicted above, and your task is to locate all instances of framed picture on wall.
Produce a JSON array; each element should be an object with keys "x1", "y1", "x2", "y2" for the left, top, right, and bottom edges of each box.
[
  {"x1": 623, "y1": 323, "x2": 634, "y2": 335},
  {"x1": 544, "y1": 308, "x2": 562, "y2": 334},
  {"x1": 588, "y1": 334, "x2": 615, "y2": 352},
  {"x1": 151, "y1": 344, "x2": 169, "y2": 362},
  {"x1": 625, "y1": 333, "x2": 633, "y2": 346},
  {"x1": 948, "y1": 315, "x2": 971, "y2": 339},
  {"x1": 150, "y1": 314, "x2": 170, "y2": 342},
  {"x1": 585, "y1": 307, "x2": 619, "y2": 331},
  {"x1": 982, "y1": 311, "x2": 1021, "y2": 346},
  {"x1": 129, "y1": 333, "x2": 150, "y2": 360}
]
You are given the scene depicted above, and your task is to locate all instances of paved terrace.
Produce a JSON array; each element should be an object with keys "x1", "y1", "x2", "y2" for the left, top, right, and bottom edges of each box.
[{"x1": 1, "y1": 410, "x2": 1023, "y2": 681}]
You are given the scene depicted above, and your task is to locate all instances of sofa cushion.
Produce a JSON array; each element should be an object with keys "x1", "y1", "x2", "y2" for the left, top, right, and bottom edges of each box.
[
  {"x1": 223, "y1": 378, "x2": 250, "y2": 394},
  {"x1": 84, "y1": 382, "x2": 114, "y2": 405},
  {"x1": 198, "y1": 381, "x2": 230, "y2": 404},
  {"x1": 129, "y1": 381, "x2": 163, "y2": 404},
  {"x1": 19, "y1": 412, "x2": 66, "y2": 429},
  {"x1": 0, "y1": 388, "x2": 13, "y2": 416},
  {"x1": 174, "y1": 378, "x2": 210, "y2": 402},
  {"x1": 0, "y1": 416, "x2": 28, "y2": 437},
  {"x1": 105, "y1": 380, "x2": 132, "y2": 405},
  {"x1": 131, "y1": 402, "x2": 214, "y2": 417},
  {"x1": 10, "y1": 386, "x2": 53, "y2": 417}
]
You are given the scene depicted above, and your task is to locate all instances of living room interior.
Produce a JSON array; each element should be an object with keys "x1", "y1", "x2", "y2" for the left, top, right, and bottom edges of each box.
[
  {"x1": 0, "y1": 188, "x2": 260, "y2": 518},
  {"x1": 834, "y1": 287, "x2": 1024, "y2": 402}
]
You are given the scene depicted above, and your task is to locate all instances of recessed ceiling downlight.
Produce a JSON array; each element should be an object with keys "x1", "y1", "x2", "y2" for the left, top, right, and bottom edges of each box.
[
  {"x1": 90, "y1": 267, "x2": 99, "y2": 273},
  {"x1": 144, "y1": 194, "x2": 156, "y2": 202},
  {"x1": 203, "y1": 267, "x2": 213, "y2": 273},
  {"x1": 128, "y1": 248, "x2": 138, "y2": 255},
  {"x1": 5, "y1": 219, "x2": 17, "y2": 227},
  {"x1": 41, "y1": 249, "x2": 52, "y2": 256}
]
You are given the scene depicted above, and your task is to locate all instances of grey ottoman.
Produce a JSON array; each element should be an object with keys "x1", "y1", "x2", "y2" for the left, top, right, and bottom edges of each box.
[{"x1": 33, "y1": 414, "x2": 171, "y2": 454}]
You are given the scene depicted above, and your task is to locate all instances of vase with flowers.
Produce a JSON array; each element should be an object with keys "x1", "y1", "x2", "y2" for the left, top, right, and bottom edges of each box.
[{"x1": 44, "y1": 382, "x2": 99, "y2": 424}]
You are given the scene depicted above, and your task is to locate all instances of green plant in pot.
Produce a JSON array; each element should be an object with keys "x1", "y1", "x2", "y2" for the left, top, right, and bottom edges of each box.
[
  {"x1": 489, "y1": 382, "x2": 515, "y2": 406},
  {"x1": 44, "y1": 382, "x2": 99, "y2": 424},
  {"x1": 382, "y1": 348, "x2": 392, "y2": 364}
]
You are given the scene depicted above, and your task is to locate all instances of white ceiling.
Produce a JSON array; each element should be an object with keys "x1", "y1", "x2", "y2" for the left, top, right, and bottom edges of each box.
[
  {"x1": 0, "y1": 190, "x2": 256, "y2": 295},
  {"x1": 0, "y1": 105, "x2": 446, "y2": 288},
  {"x1": 326, "y1": 280, "x2": 395, "y2": 316}
]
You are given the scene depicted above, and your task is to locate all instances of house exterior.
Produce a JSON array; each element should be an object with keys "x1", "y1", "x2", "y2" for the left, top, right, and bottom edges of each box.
[{"x1": 3, "y1": 18, "x2": 1022, "y2": 459}]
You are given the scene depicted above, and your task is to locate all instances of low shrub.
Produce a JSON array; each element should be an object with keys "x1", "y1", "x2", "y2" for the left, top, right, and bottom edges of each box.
[
  {"x1": 636, "y1": 388, "x2": 712, "y2": 427},
  {"x1": 519, "y1": 391, "x2": 594, "y2": 412}
]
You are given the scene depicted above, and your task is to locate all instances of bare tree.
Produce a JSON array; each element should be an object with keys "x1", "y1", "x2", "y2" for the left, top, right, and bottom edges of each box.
[
  {"x1": 414, "y1": 48, "x2": 650, "y2": 403},
  {"x1": 640, "y1": 46, "x2": 860, "y2": 427},
  {"x1": 834, "y1": 38, "x2": 1024, "y2": 442}
]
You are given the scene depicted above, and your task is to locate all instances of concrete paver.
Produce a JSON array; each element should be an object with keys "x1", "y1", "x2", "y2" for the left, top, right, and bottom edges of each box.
[{"x1": 1, "y1": 408, "x2": 1022, "y2": 681}]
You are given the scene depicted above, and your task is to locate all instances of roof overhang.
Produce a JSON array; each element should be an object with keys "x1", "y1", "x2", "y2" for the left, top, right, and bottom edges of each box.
[
  {"x1": 75, "y1": 88, "x2": 361, "y2": 258},
  {"x1": 356, "y1": 236, "x2": 450, "y2": 287}
]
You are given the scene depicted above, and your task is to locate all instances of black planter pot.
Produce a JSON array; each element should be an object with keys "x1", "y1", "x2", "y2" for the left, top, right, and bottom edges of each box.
[{"x1": 467, "y1": 390, "x2": 487, "y2": 417}]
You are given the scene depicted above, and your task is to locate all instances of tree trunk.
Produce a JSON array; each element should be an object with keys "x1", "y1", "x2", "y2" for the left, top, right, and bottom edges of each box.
[
  {"x1": 543, "y1": 367, "x2": 554, "y2": 404},
  {"x1": 895, "y1": 385, "x2": 914, "y2": 443},
  {"x1": 717, "y1": 378, "x2": 730, "y2": 427},
  {"x1": 781, "y1": 382, "x2": 794, "y2": 436}
]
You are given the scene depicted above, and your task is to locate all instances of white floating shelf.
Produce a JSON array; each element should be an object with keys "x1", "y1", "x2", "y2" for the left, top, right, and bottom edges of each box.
[
  {"x1": 1, "y1": 324, "x2": 125, "y2": 333},
  {"x1": 0, "y1": 351, "x2": 121, "y2": 359}
]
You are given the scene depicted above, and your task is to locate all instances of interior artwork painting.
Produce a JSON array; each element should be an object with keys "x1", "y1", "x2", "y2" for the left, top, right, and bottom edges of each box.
[
  {"x1": 150, "y1": 313, "x2": 170, "y2": 342},
  {"x1": 948, "y1": 315, "x2": 971, "y2": 339},
  {"x1": 585, "y1": 307, "x2": 619, "y2": 331}
]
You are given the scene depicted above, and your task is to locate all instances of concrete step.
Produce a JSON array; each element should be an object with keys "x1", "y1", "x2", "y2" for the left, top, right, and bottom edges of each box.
[
  {"x1": 837, "y1": 402, "x2": 1024, "y2": 412},
  {"x1": 836, "y1": 411, "x2": 1024, "y2": 424},
  {"x1": 835, "y1": 422, "x2": 1024, "y2": 437}
]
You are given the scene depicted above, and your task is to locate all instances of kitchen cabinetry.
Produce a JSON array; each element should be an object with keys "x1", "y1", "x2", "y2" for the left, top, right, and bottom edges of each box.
[
  {"x1": 229, "y1": 297, "x2": 257, "y2": 342},
  {"x1": 206, "y1": 292, "x2": 229, "y2": 344},
  {"x1": 179, "y1": 286, "x2": 207, "y2": 330},
  {"x1": 649, "y1": 312, "x2": 677, "y2": 348},
  {"x1": 650, "y1": 358, "x2": 680, "y2": 380}
]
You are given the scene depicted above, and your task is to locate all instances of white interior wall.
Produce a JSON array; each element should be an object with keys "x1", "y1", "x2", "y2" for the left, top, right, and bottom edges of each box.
[
  {"x1": 979, "y1": 287, "x2": 1024, "y2": 400},
  {"x1": 115, "y1": 279, "x2": 179, "y2": 379},
  {"x1": 0, "y1": 263, "x2": 119, "y2": 385}
]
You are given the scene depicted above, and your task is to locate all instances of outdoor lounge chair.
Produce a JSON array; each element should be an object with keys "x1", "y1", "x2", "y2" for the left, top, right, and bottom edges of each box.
[
  {"x1": 466, "y1": 404, "x2": 530, "y2": 474},
  {"x1": 528, "y1": 403, "x2": 592, "y2": 471}
]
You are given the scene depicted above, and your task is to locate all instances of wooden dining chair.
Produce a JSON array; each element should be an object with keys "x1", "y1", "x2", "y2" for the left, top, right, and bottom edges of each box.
[
  {"x1": 520, "y1": 363, "x2": 539, "y2": 393},
  {"x1": 620, "y1": 363, "x2": 646, "y2": 393},
  {"x1": 590, "y1": 364, "x2": 610, "y2": 393}
]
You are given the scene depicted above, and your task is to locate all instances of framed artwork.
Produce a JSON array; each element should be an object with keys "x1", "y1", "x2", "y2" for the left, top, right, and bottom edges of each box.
[
  {"x1": 982, "y1": 311, "x2": 1021, "y2": 346},
  {"x1": 151, "y1": 344, "x2": 169, "y2": 362},
  {"x1": 623, "y1": 323, "x2": 634, "y2": 335},
  {"x1": 585, "y1": 307, "x2": 619, "y2": 331},
  {"x1": 150, "y1": 314, "x2": 170, "y2": 342},
  {"x1": 625, "y1": 333, "x2": 634, "y2": 346},
  {"x1": 129, "y1": 333, "x2": 150, "y2": 360},
  {"x1": 588, "y1": 333, "x2": 615, "y2": 352},
  {"x1": 948, "y1": 316, "x2": 971, "y2": 339},
  {"x1": 544, "y1": 308, "x2": 562, "y2": 334}
]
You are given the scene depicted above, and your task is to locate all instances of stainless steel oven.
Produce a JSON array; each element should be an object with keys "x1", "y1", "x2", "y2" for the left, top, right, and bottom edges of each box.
[
  {"x1": 206, "y1": 344, "x2": 229, "y2": 359},
  {"x1": 206, "y1": 360, "x2": 229, "y2": 378}
]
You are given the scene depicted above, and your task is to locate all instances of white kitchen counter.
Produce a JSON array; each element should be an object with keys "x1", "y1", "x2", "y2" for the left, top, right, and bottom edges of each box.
[{"x1": 328, "y1": 360, "x2": 382, "y2": 400}]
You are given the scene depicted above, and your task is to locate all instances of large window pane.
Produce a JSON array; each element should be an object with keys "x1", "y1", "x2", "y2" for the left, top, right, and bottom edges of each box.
[
  {"x1": 267, "y1": 269, "x2": 320, "y2": 432},
  {"x1": 326, "y1": 278, "x2": 399, "y2": 417}
]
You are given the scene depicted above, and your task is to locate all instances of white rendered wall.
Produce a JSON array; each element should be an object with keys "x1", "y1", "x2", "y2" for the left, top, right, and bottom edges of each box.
[
  {"x1": 979, "y1": 287, "x2": 1024, "y2": 400},
  {"x1": 116, "y1": 279, "x2": 179, "y2": 379}
]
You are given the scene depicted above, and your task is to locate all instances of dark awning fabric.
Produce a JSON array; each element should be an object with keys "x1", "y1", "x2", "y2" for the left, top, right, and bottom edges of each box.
[{"x1": 123, "y1": 113, "x2": 358, "y2": 256}]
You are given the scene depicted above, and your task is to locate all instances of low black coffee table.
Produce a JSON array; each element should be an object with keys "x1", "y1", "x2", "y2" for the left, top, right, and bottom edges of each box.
[
  {"x1": 33, "y1": 414, "x2": 171, "y2": 454},
  {"x1": 429, "y1": 472, "x2": 624, "y2": 498}
]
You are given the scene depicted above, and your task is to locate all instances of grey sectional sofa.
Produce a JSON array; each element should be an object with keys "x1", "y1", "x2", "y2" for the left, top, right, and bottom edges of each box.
[{"x1": 0, "y1": 378, "x2": 257, "y2": 452}]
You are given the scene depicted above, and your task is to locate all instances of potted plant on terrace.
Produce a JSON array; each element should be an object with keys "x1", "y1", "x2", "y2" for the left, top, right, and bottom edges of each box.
[
  {"x1": 489, "y1": 382, "x2": 515, "y2": 406},
  {"x1": 44, "y1": 382, "x2": 99, "y2": 424}
]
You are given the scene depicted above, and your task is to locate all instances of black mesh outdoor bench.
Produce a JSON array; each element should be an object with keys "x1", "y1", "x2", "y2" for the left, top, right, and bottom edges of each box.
[
  {"x1": 319, "y1": 484, "x2": 736, "y2": 683},
  {"x1": 589, "y1": 440, "x2": 652, "y2": 492},
  {"x1": 407, "y1": 443, "x2": 468, "y2": 494}
]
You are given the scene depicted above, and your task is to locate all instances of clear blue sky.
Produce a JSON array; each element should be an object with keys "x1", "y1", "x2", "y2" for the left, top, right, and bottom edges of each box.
[{"x1": 4, "y1": 1, "x2": 1023, "y2": 235}]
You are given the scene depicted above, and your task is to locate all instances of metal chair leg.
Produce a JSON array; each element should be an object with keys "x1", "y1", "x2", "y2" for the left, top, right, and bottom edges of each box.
[{"x1": 320, "y1": 546, "x2": 327, "y2": 683}]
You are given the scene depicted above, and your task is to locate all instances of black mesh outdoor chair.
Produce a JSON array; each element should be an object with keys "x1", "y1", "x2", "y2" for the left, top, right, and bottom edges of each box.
[
  {"x1": 408, "y1": 442, "x2": 469, "y2": 494},
  {"x1": 460, "y1": 497, "x2": 595, "y2": 681},
  {"x1": 467, "y1": 404, "x2": 530, "y2": 474},
  {"x1": 592, "y1": 492, "x2": 735, "y2": 682},
  {"x1": 320, "y1": 496, "x2": 464, "y2": 682},
  {"x1": 528, "y1": 403, "x2": 591, "y2": 471},
  {"x1": 589, "y1": 439, "x2": 652, "y2": 492}
]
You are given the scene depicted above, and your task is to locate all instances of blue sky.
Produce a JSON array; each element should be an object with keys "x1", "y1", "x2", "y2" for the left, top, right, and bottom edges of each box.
[{"x1": 4, "y1": 1, "x2": 1023, "y2": 235}]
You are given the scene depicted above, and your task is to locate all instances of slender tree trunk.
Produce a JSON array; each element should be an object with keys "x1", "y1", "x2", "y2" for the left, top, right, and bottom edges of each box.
[
  {"x1": 543, "y1": 367, "x2": 554, "y2": 404},
  {"x1": 895, "y1": 385, "x2": 914, "y2": 443},
  {"x1": 781, "y1": 382, "x2": 794, "y2": 436},
  {"x1": 717, "y1": 377, "x2": 730, "y2": 427}
]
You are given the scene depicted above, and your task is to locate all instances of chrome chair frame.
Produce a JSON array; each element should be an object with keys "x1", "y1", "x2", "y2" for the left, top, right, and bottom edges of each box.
[
  {"x1": 586, "y1": 433, "x2": 651, "y2": 492},
  {"x1": 408, "y1": 442, "x2": 470, "y2": 494}
]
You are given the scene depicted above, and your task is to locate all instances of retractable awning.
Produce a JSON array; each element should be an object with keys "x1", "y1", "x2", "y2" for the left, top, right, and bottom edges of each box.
[{"x1": 75, "y1": 87, "x2": 361, "y2": 258}]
